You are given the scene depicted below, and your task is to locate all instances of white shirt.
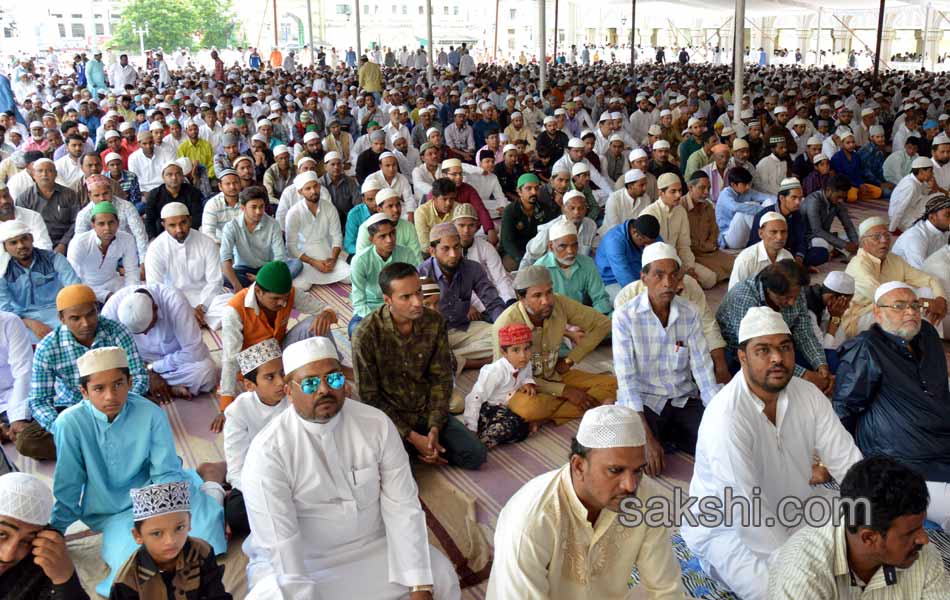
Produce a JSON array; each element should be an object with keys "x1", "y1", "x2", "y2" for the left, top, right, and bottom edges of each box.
[
  {"x1": 464, "y1": 237, "x2": 516, "y2": 308},
  {"x1": 7, "y1": 170, "x2": 34, "y2": 202},
  {"x1": 600, "y1": 188, "x2": 650, "y2": 236},
  {"x1": 465, "y1": 170, "x2": 507, "y2": 215},
  {"x1": 680, "y1": 374, "x2": 863, "y2": 600},
  {"x1": 364, "y1": 170, "x2": 414, "y2": 214},
  {"x1": 628, "y1": 109, "x2": 654, "y2": 145},
  {"x1": 241, "y1": 398, "x2": 436, "y2": 591},
  {"x1": 0, "y1": 310, "x2": 34, "y2": 421},
  {"x1": 934, "y1": 159, "x2": 950, "y2": 191},
  {"x1": 285, "y1": 197, "x2": 342, "y2": 260},
  {"x1": 75, "y1": 196, "x2": 148, "y2": 259},
  {"x1": 520, "y1": 216, "x2": 598, "y2": 270},
  {"x1": 223, "y1": 391, "x2": 289, "y2": 490},
  {"x1": 110, "y1": 63, "x2": 138, "y2": 91},
  {"x1": 891, "y1": 219, "x2": 950, "y2": 269},
  {"x1": 66, "y1": 229, "x2": 140, "y2": 302},
  {"x1": 145, "y1": 229, "x2": 226, "y2": 310},
  {"x1": 53, "y1": 154, "x2": 83, "y2": 188},
  {"x1": 923, "y1": 244, "x2": 950, "y2": 300},
  {"x1": 728, "y1": 242, "x2": 794, "y2": 289},
  {"x1": 463, "y1": 357, "x2": 534, "y2": 430},
  {"x1": 753, "y1": 154, "x2": 787, "y2": 196},
  {"x1": 551, "y1": 155, "x2": 613, "y2": 196},
  {"x1": 100, "y1": 283, "x2": 211, "y2": 373},
  {"x1": 411, "y1": 164, "x2": 441, "y2": 205},
  {"x1": 1, "y1": 208, "x2": 52, "y2": 250},
  {"x1": 275, "y1": 184, "x2": 332, "y2": 231},
  {"x1": 127, "y1": 149, "x2": 165, "y2": 192},
  {"x1": 889, "y1": 174, "x2": 930, "y2": 232},
  {"x1": 393, "y1": 146, "x2": 420, "y2": 179}
]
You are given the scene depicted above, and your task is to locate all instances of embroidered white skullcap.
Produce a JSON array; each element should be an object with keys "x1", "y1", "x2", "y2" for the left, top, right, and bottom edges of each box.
[
  {"x1": 426, "y1": 127, "x2": 440, "y2": 138},
  {"x1": 303, "y1": 131, "x2": 320, "y2": 144},
  {"x1": 737, "y1": 306, "x2": 791, "y2": 344},
  {"x1": 779, "y1": 177, "x2": 801, "y2": 192},
  {"x1": 361, "y1": 178, "x2": 384, "y2": 194},
  {"x1": 293, "y1": 171, "x2": 320, "y2": 190},
  {"x1": 628, "y1": 148, "x2": 647, "y2": 162},
  {"x1": 641, "y1": 241, "x2": 681, "y2": 268},
  {"x1": 0, "y1": 473, "x2": 53, "y2": 525},
  {"x1": 912, "y1": 156, "x2": 934, "y2": 169},
  {"x1": 323, "y1": 151, "x2": 342, "y2": 163},
  {"x1": 104, "y1": 152, "x2": 122, "y2": 165},
  {"x1": 375, "y1": 188, "x2": 399, "y2": 205},
  {"x1": 563, "y1": 190, "x2": 586, "y2": 205},
  {"x1": 542, "y1": 116, "x2": 557, "y2": 125},
  {"x1": 933, "y1": 133, "x2": 950, "y2": 146},
  {"x1": 823, "y1": 271, "x2": 855, "y2": 295},
  {"x1": 77, "y1": 346, "x2": 129, "y2": 377},
  {"x1": 273, "y1": 144, "x2": 290, "y2": 157},
  {"x1": 238, "y1": 338, "x2": 283, "y2": 375},
  {"x1": 104, "y1": 130, "x2": 120, "y2": 140},
  {"x1": 364, "y1": 212, "x2": 394, "y2": 230},
  {"x1": 858, "y1": 216, "x2": 889, "y2": 237},
  {"x1": 502, "y1": 144, "x2": 518, "y2": 154},
  {"x1": 571, "y1": 162, "x2": 589, "y2": 176},
  {"x1": 567, "y1": 137, "x2": 585, "y2": 149},
  {"x1": 130, "y1": 481, "x2": 190, "y2": 522},
  {"x1": 733, "y1": 139, "x2": 750, "y2": 151},
  {"x1": 759, "y1": 211, "x2": 786, "y2": 227},
  {"x1": 548, "y1": 220, "x2": 577, "y2": 241},
  {"x1": 652, "y1": 140, "x2": 671, "y2": 150},
  {"x1": 806, "y1": 136, "x2": 823, "y2": 146},
  {"x1": 441, "y1": 158, "x2": 462, "y2": 170},
  {"x1": 160, "y1": 202, "x2": 189, "y2": 219},
  {"x1": 624, "y1": 169, "x2": 646, "y2": 184},
  {"x1": 657, "y1": 172, "x2": 680, "y2": 190},
  {"x1": 576, "y1": 405, "x2": 645, "y2": 448},
  {"x1": 874, "y1": 281, "x2": 916, "y2": 304},
  {"x1": 283, "y1": 336, "x2": 338, "y2": 375},
  {"x1": 117, "y1": 290, "x2": 155, "y2": 334},
  {"x1": 869, "y1": 125, "x2": 886, "y2": 137},
  {"x1": 812, "y1": 153, "x2": 829, "y2": 164},
  {"x1": 378, "y1": 151, "x2": 396, "y2": 162}
]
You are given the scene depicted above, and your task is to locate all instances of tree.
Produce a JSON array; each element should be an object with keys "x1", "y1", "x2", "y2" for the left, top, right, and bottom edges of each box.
[{"x1": 111, "y1": 0, "x2": 235, "y2": 52}]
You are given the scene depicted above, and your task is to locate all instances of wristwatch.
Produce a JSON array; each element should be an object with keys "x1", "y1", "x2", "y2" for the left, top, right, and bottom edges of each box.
[
  {"x1": 829, "y1": 316, "x2": 841, "y2": 326},
  {"x1": 410, "y1": 585, "x2": 434, "y2": 593}
]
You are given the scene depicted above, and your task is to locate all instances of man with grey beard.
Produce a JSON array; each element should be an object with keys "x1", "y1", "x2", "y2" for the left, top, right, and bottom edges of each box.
[{"x1": 834, "y1": 281, "x2": 950, "y2": 529}]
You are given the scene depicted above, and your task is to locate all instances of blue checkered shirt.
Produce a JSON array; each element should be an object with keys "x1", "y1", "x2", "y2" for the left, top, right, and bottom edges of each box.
[
  {"x1": 613, "y1": 294, "x2": 721, "y2": 414},
  {"x1": 28, "y1": 317, "x2": 149, "y2": 431},
  {"x1": 716, "y1": 277, "x2": 826, "y2": 377}
]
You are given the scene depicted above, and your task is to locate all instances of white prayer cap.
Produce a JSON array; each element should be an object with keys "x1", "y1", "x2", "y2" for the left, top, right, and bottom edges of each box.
[
  {"x1": 375, "y1": 188, "x2": 399, "y2": 204},
  {"x1": 571, "y1": 162, "x2": 589, "y2": 177},
  {"x1": 283, "y1": 336, "x2": 338, "y2": 375},
  {"x1": 576, "y1": 405, "x2": 645, "y2": 449},
  {"x1": 441, "y1": 158, "x2": 462, "y2": 170},
  {"x1": 364, "y1": 212, "x2": 394, "y2": 230},
  {"x1": 759, "y1": 211, "x2": 786, "y2": 227},
  {"x1": 687, "y1": 117, "x2": 700, "y2": 127},
  {"x1": 118, "y1": 122, "x2": 135, "y2": 132},
  {"x1": 117, "y1": 291, "x2": 155, "y2": 334},
  {"x1": 378, "y1": 151, "x2": 396, "y2": 163},
  {"x1": 0, "y1": 220, "x2": 30, "y2": 243},
  {"x1": 453, "y1": 108, "x2": 466, "y2": 116},
  {"x1": 548, "y1": 220, "x2": 577, "y2": 241},
  {"x1": 104, "y1": 130, "x2": 120, "y2": 140},
  {"x1": 733, "y1": 139, "x2": 750, "y2": 151},
  {"x1": 251, "y1": 133, "x2": 267, "y2": 144},
  {"x1": 567, "y1": 137, "x2": 585, "y2": 149},
  {"x1": 161, "y1": 159, "x2": 183, "y2": 174},
  {"x1": 628, "y1": 148, "x2": 648, "y2": 162},
  {"x1": 607, "y1": 133, "x2": 624, "y2": 144},
  {"x1": 361, "y1": 178, "x2": 383, "y2": 194},
  {"x1": 554, "y1": 108, "x2": 568, "y2": 116},
  {"x1": 104, "y1": 152, "x2": 122, "y2": 164},
  {"x1": 652, "y1": 140, "x2": 671, "y2": 150},
  {"x1": 806, "y1": 136, "x2": 823, "y2": 146},
  {"x1": 838, "y1": 131, "x2": 854, "y2": 141},
  {"x1": 858, "y1": 216, "x2": 889, "y2": 237},
  {"x1": 130, "y1": 481, "x2": 190, "y2": 522},
  {"x1": 641, "y1": 241, "x2": 681, "y2": 268},
  {"x1": 738, "y1": 306, "x2": 791, "y2": 344},
  {"x1": 28, "y1": 120, "x2": 42, "y2": 129},
  {"x1": 273, "y1": 144, "x2": 290, "y2": 157},
  {"x1": 778, "y1": 177, "x2": 801, "y2": 192},
  {"x1": 323, "y1": 151, "x2": 342, "y2": 163},
  {"x1": 542, "y1": 116, "x2": 557, "y2": 125},
  {"x1": 874, "y1": 281, "x2": 916, "y2": 303},
  {"x1": 823, "y1": 271, "x2": 855, "y2": 295},
  {"x1": 303, "y1": 131, "x2": 320, "y2": 143},
  {"x1": 624, "y1": 169, "x2": 646, "y2": 184},
  {"x1": 149, "y1": 121, "x2": 164, "y2": 132},
  {"x1": 294, "y1": 171, "x2": 320, "y2": 189},
  {"x1": 812, "y1": 153, "x2": 829, "y2": 164},
  {"x1": 502, "y1": 144, "x2": 518, "y2": 154},
  {"x1": 256, "y1": 119, "x2": 271, "y2": 128},
  {"x1": 77, "y1": 346, "x2": 129, "y2": 377},
  {"x1": 912, "y1": 156, "x2": 934, "y2": 169},
  {"x1": 175, "y1": 157, "x2": 193, "y2": 175},
  {"x1": 659, "y1": 109, "x2": 672, "y2": 117},
  {"x1": 0, "y1": 473, "x2": 53, "y2": 526},
  {"x1": 238, "y1": 338, "x2": 283, "y2": 375},
  {"x1": 426, "y1": 127, "x2": 440, "y2": 138},
  {"x1": 297, "y1": 157, "x2": 316, "y2": 168},
  {"x1": 933, "y1": 133, "x2": 950, "y2": 146},
  {"x1": 861, "y1": 107, "x2": 876, "y2": 117},
  {"x1": 160, "y1": 202, "x2": 190, "y2": 219},
  {"x1": 563, "y1": 190, "x2": 585, "y2": 205}
]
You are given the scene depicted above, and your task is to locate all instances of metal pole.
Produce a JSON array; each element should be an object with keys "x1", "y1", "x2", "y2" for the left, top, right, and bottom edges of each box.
[
  {"x1": 923, "y1": 3, "x2": 931, "y2": 71},
  {"x1": 539, "y1": 0, "x2": 546, "y2": 94},
  {"x1": 493, "y1": 0, "x2": 500, "y2": 61},
  {"x1": 355, "y1": 0, "x2": 362, "y2": 56},
  {"x1": 733, "y1": 0, "x2": 744, "y2": 125},
  {"x1": 306, "y1": 0, "x2": 314, "y2": 66},
  {"x1": 426, "y1": 0, "x2": 434, "y2": 83},
  {"x1": 553, "y1": 0, "x2": 559, "y2": 63},
  {"x1": 873, "y1": 0, "x2": 885, "y2": 80},
  {"x1": 273, "y1": 0, "x2": 278, "y2": 47},
  {"x1": 631, "y1": 0, "x2": 636, "y2": 72},
  {"x1": 815, "y1": 8, "x2": 821, "y2": 66}
]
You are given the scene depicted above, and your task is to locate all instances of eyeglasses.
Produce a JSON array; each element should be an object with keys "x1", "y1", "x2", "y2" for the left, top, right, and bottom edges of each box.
[
  {"x1": 294, "y1": 371, "x2": 345, "y2": 394},
  {"x1": 876, "y1": 301, "x2": 923, "y2": 313},
  {"x1": 863, "y1": 232, "x2": 892, "y2": 242}
]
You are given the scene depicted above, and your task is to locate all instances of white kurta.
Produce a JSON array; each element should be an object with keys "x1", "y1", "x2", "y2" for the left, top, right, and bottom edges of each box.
[
  {"x1": 144, "y1": 229, "x2": 232, "y2": 330},
  {"x1": 242, "y1": 398, "x2": 461, "y2": 599},
  {"x1": 75, "y1": 196, "x2": 149, "y2": 259},
  {"x1": 0, "y1": 310, "x2": 33, "y2": 420},
  {"x1": 728, "y1": 242, "x2": 794, "y2": 289},
  {"x1": 891, "y1": 219, "x2": 950, "y2": 269},
  {"x1": 520, "y1": 216, "x2": 598, "y2": 269},
  {"x1": 100, "y1": 283, "x2": 219, "y2": 395},
  {"x1": 364, "y1": 170, "x2": 415, "y2": 214},
  {"x1": 223, "y1": 391, "x2": 289, "y2": 490},
  {"x1": 53, "y1": 155, "x2": 83, "y2": 188},
  {"x1": 680, "y1": 374, "x2": 863, "y2": 600},
  {"x1": 599, "y1": 188, "x2": 650, "y2": 236},
  {"x1": 275, "y1": 184, "x2": 332, "y2": 231},
  {"x1": 889, "y1": 174, "x2": 929, "y2": 232},
  {"x1": 66, "y1": 229, "x2": 140, "y2": 302},
  {"x1": 753, "y1": 154, "x2": 787, "y2": 196},
  {"x1": 285, "y1": 198, "x2": 350, "y2": 286}
]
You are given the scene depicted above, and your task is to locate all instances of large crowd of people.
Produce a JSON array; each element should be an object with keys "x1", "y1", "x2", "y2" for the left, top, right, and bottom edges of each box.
[{"x1": 0, "y1": 41, "x2": 947, "y2": 600}]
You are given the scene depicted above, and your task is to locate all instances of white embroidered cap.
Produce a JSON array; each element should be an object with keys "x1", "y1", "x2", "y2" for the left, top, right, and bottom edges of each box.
[
  {"x1": 130, "y1": 481, "x2": 191, "y2": 522},
  {"x1": 738, "y1": 306, "x2": 791, "y2": 343},
  {"x1": 576, "y1": 405, "x2": 646, "y2": 448},
  {"x1": 823, "y1": 271, "x2": 855, "y2": 296},
  {"x1": 641, "y1": 241, "x2": 681, "y2": 268},
  {"x1": 548, "y1": 220, "x2": 577, "y2": 241},
  {"x1": 283, "y1": 336, "x2": 339, "y2": 375},
  {"x1": 77, "y1": 346, "x2": 129, "y2": 377},
  {"x1": 874, "y1": 281, "x2": 915, "y2": 304},
  {"x1": 0, "y1": 473, "x2": 53, "y2": 526}
]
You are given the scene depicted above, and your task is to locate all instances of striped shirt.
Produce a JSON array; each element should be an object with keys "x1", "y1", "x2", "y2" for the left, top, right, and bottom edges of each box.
[{"x1": 768, "y1": 522, "x2": 950, "y2": 598}]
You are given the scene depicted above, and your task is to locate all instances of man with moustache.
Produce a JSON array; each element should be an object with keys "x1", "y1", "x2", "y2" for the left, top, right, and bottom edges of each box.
[
  {"x1": 241, "y1": 336, "x2": 462, "y2": 599},
  {"x1": 500, "y1": 173, "x2": 558, "y2": 270},
  {"x1": 450, "y1": 203, "x2": 515, "y2": 308},
  {"x1": 834, "y1": 282, "x2": 950, "y2": 530},
  {"x1": 682, "y1": 307, "x2": 863, "y2": 600},
  {"x1": 534, "y1": 221, "x2": 611, "y2": 315}
]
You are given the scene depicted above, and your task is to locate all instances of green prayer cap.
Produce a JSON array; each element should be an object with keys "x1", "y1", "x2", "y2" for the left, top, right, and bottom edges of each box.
[
  {"x1": 366, "y1": 120, "x2": 379, "y2": 128},
  {"x1": 517, "y1": 173, "x2": 540, "y2": 188},
  {"x1": 90, "y1": 201, "x2": 117, "y2": 218},
  {"x1": 255, "y1": 261, "x2": 292, "y2": 294},
  {"x1": 234, "y1": 118, "x2": 247, "y2": 126}
]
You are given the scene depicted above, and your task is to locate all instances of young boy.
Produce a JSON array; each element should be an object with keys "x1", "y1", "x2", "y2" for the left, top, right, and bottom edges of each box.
[
  {"x1": 109, "y1": 481, "x2": 231, "y2": 599},
  {"x1": 50, "y1": 347, "x2": 227, "y2": 596},
  {"x1": 462, "y1": 323, "x2": 538, "y2": 448},
  {"x1": 222, "y1": 338, "x2": 288, "y2": 537}
]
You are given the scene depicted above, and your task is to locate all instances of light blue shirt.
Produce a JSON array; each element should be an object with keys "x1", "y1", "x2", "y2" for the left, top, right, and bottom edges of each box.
[
  {"x1": 219, "y1": 214, "x2": 287, "y2": 269},
  {"x1": 0, "y1": 249, "x2": 81, "y2": 329},
  {"x1": 715, "y1": 186, "x2": 773, "y2": 238}
]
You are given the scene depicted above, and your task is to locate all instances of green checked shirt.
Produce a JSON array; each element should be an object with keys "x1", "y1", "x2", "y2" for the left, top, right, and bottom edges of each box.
[{"x1": 27, "y1": 317, "x2": 149, "y2": 431}]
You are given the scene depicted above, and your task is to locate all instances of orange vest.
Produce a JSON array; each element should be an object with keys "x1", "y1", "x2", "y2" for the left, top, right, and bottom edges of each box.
[{"x1": 227, "y1": 286, "x2": 296, "y2": 349}]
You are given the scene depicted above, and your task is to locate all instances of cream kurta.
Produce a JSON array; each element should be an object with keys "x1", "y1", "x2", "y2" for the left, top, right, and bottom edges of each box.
[
  {"x1": 600, "y1": 188, "x2": 650, "y2": 236},
  {"x1": 640, "y1": 199, "x2": 696, "y2": 268},
  {"x1": 242, "y1": 398, "x2": 460, "y2": 599},
  {"x1": 285, "y1": 197, "x2": 350, "y2": 286},
  {"x1": 842, "y1": 249, "x2": 946, "y2": 337},
  {"x1": 487, "y1": 464, "x2": 684, "y2": 599}
]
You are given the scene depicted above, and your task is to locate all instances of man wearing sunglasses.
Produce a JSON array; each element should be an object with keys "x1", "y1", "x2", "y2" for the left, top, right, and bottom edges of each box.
[
  {"x1": 834, "y1": 281, "x2": 950, "y2": 531},
  {"x1": 240, "y1": 336, "x2": 461, "y2": 600}
]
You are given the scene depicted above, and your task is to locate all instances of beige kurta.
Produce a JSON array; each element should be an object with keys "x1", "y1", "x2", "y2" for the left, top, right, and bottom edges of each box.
[
  {"x1": 487, "y1": 464, "x2": 684, "y2": 600},
  {"x1": 685, "y1": 197, "x2": 735, "y2": 281},
  {"x1": 641, "y1": 199, "x2": 696, "y2": 269},
  {"x1": 842, "y1": 248, "x2": 946, "y2": 337}
]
